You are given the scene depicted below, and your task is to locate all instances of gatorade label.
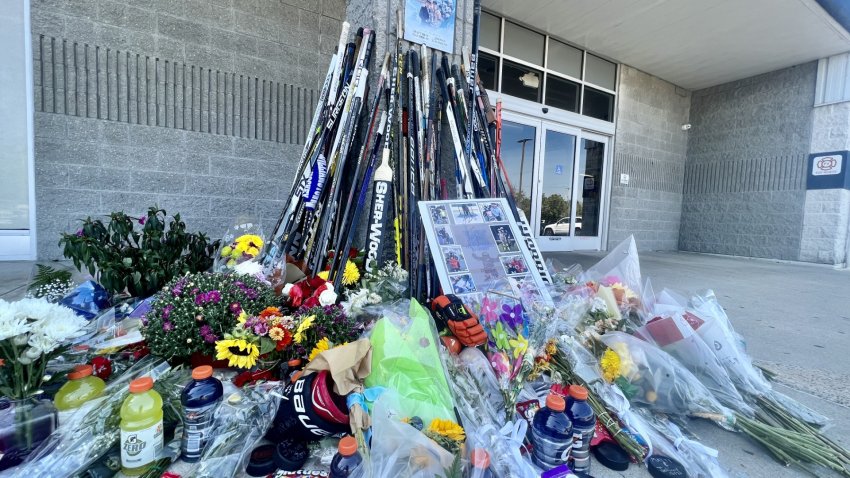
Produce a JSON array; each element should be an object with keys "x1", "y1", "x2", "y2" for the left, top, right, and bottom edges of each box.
[
  {"x1": 182, "y1": 402, "x2": 219, "y2": 459},
  {"x1": 121, "y1": 420, "x2": 163, "y2": 469}
]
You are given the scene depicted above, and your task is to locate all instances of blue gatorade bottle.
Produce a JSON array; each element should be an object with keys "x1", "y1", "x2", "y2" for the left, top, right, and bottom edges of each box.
[
  {"x1": 329, "y1": 435, "x2": 362, "y2": 477},
  {"x1": 568, "y1": 386, "x2": 595, "y2": 473},
  {"x1": 180, "y1": 365, "x2": 223, "y2": 462},
  {"x1": 532, "y1": 393, "x2": 573, "y2": 470}
]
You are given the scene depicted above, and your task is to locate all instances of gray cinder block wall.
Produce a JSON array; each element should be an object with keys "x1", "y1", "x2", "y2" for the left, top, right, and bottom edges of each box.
[
  {"x1": 31, "y1": 0, "x2": 345, "y2": 259},
  {"x1": 607, "y1": 65, "x2": 691, "y2": 251},
  {"x1": 679, "y1": 63, "x2": 816, "y2": 260},
  {"x1": 800, "y1": 102, "x2": 850, "y2": 264}
]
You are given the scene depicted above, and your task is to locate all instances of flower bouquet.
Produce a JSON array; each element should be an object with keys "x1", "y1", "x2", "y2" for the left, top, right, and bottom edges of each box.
[
  {"x1": 213, "y1": 218, "x2": 265, "y2": 273},
  {"x1": 598, "y1": 332, "x2": 735, "y2": 428},
  {"x1": 289, "y1": 304, "x2": 362, "y2": 362},
  {"x1": 141, "y1": 272, "x2": 279, "y2": 361},
  {"x1": 0, "y1": 298, "x2": 89, "y2": 470},
  {"x1": 478, "y1": 292, "x2": 534, "y2": 418},
  {"x1": 214, "y1": 307, "x2": 295, "y2": 370},
  {"x1": 342, "y1": 262, "x2": 408, "y2": 316}
]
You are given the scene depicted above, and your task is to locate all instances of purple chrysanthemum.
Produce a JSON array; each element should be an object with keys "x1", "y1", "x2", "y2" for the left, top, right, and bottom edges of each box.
[{"x1": 163, "y1": 321, "x2": 174, "y2": 332}]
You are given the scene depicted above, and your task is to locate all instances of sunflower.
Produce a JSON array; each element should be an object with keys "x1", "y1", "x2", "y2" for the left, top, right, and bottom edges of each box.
[
  {"x1": 426, "y1": 418, "x2": 465, "y2": 442},
  {"x1": 600, "y1": 348, "x2": 622, "y2": 382},
  {"x1": 215, "y1": 338, "x2": 259, "y2": 369},
  {"x1": 341, "y1": 261, "x2": 360, "y2": 286},
  {"x1": 308, "y1": 337, "x2": 331, "y2": 361},
  {"x1": 293, "y1": 315, "x2": 315, "y2": 344}
]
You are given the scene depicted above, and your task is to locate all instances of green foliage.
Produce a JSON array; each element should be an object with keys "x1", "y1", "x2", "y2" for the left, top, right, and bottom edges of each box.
[
  {"x1": 27, "y1": 264, "x2": 73, "y2": 291},
  {"x1": 59, "y1": 207, "x2": 220, "y2": 298},
  {"x1": 438, "y1": 454, "x2": 464, "y2": 478}
]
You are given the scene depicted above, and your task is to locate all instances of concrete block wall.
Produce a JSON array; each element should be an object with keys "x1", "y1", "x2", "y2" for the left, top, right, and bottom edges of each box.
[
  {"x1": 608, "y1": 65, "x2": 691, "y2": 251},
  {"x1": 680, "y1": 62, "x2": 816, "y2": 260},
  {"x1": 799, "y1": 102, "x2": 850, "y2": 264},
  {"x1": 31, "y1": 0, "x2": 345, "y2": 259}
]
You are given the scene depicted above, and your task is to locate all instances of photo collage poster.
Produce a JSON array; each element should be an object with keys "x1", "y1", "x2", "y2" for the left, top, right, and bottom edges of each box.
[{"x1": 419, "y1": 198, "x2": 553, "y2": 311}]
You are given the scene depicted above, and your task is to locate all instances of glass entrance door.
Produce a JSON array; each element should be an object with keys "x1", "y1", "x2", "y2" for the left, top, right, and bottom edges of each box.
[{"x1": 501, "y1": 113, "x2": 609, "y2": 251}]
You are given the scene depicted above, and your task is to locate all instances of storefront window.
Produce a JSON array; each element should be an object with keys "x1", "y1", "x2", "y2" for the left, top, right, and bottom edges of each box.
[
  {"x1": 582, "y1": 87, "x2": 614, "y2": 122},
  {"x1": 502, "y1": 60, "x2": 542, "y2": 103},
  {"x1": 500, "y1": 121, "x2": 537, "y2": 221},
  {"x1": 585, "y1": 54, "x2": 617, "y2": 91},
  {"x1": 481, "y1": 12, "x2": 501, "y2": 52},
  {"x1": 547, "y1": 40, "x2": 582, "y2": 79},
  {"x1": 479, "y1": 11, "x2": 617, "y2": 122},
  {"x1": 478, "y1": 52, "x2": 499, "y2": 91},
  {"x1": 503, "y1": 21, "x2": 545, "y2": 65},
  {"x1": 545, "y1": 75, "x2": 580, "y2": 113}
]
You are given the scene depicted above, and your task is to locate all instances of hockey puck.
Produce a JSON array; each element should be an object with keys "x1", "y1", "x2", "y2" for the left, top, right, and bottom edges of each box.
[
  {"x1": 647, "y1": 455, "x2": 688, "y2": 478},
  {"x1": 245, "y1": 444, "x2": 277, "y2": 477},
  {"x1": 274, "y1": 439, "x2": 310, "y2": 471},
  {"x1": 592, "y1": 442, "x2": 630, "y2": 471}
]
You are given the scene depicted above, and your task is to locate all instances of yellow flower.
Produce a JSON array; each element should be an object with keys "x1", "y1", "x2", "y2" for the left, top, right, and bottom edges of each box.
[
  {"x1": 426, "y1": 418, "x2": 465, "y2": 442},
  {"x1": 600, "y1": 348, "x2": 622, "y2": 382},
  {"x1": 246, "y1": 246, "x2": 260, "y2": 256},
  {"x1": 268, "y1": 326, "x2": 286, "y2": 341},
  {"x1": 237, "y1": 311, "x2": 248, "y2": 324},
  {"x1": 236, "y1": 234, "x2": 264, "y2": 247},
  {"x1": 308, "y1": 337, "x2": 331, "y2": 361},
  {"x1": 215, "y1": 338, "x2": 259, "y2": 369},
  {"x1": 509, "y1": 334, "x2": 528, "y2": 359},
  {"x1": 317, "y1": 270, "x2": 330, "y2": 281},
  {"x1": 342, "y1": 261, "x2": 360, "y2": 286},
  {"x1": 294, "y1": 315, "x2": 315, "y2": 344},
  {"x1": 545, "y1": 339, "x2": 558, "y2": 356}
]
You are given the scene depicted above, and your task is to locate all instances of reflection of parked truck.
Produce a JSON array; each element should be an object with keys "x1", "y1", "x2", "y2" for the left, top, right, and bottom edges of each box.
[{"x1": 543, "y1": 217, "x2": 581, "y2": 236}]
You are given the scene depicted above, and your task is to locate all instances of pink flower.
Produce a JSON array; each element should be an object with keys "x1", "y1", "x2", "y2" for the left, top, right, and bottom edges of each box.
[
  {"x1": 489, "y1": 352, "x2": 510, "y2": 377},
  {"x1": 139, "y1": 215, "x2": 147, "y2": 225},
  {"x1": 163, "y1": 321, "x2": 174, "y2": 332},
  {"x1": 480, "y1": 297, "x2": 499, "y2": 324}
]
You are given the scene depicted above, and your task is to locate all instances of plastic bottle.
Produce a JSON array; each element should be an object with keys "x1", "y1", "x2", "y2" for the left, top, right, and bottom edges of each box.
[
  {"x1": 55, "y1": 365, "x2": 105, "y2": 412},
  {"x1": 329, "y1": 435, "x2": 363, "y2": 477},
  {"x1": 531, "y1": 393, "x2": 573, "y2": 470},
  {"x1": 469, "y1": 449, "x2": 494, "y2": 478},
  {"x1": 567, "y1": 386, "x2": 595, "y2": 473},
  {"x1": 180, "y1": 365, "x2": 223, "y2": 462},
  {"x1": 120, "y1": 377, "x2": 164, "y2": 476}
]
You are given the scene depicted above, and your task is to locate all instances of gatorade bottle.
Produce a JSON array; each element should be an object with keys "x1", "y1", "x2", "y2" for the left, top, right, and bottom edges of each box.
[
  {"x1": 531, "y1": 393, "x2": 573, "y2": 470},
  {"x1": 469, "y1": 449, "x2": 494, "y2": 478},
  {"x1": 180, "y1": 365, "x2": 223, "y2": 462},
  {"x1": 120, "y1": 377, "x2": 164, "y2": 476},
  {"x1": 55, "y1": 364, "x2": 105, "y2": 412},
  {"x1": 329, "y1": 435, "x2": 362, "y2": 477},
  {"x1": 568, "y1": 386, "x2": 595, "y2": 473}
]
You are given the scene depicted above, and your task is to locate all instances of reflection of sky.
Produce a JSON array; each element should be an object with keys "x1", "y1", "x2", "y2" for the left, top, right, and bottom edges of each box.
[
  {"x1": 541, "y1": 130, "x2": 575, "y2": 208},
  {"x1": 500, "y1": 121, "x2": 536, "y2": 197}
]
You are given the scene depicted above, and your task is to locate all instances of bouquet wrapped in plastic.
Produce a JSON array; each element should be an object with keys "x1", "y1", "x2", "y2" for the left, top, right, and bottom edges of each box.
[
  {"x1": 214, "y1": 218, "x2": 265, "y2": 274},
  {"x1": 364, "y1": 299, "x2": 455, "y2": 425},
  {"x1": 478, "y1": 290, "x2": 535, "y2": 417},
  {"x1": 598, "y1": 332, "x2": 735, "y2": 428},
  {"x1": 368, "y1": 391, "x2": 456, "y2": 478},
  {"x1": 192, "y1": 381, "x2": 283, "y2": 478},
  {"x1": 638, "y1": 310, "x2": 753, "y2": 416}
]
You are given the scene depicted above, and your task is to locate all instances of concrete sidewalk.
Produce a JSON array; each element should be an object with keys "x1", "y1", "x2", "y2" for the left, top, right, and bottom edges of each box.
[{"x1": 545, "y1": 250, "x2": 850, "y2": 477}]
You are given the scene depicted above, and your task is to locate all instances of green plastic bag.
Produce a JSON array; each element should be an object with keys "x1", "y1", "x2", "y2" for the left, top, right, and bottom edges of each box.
[{"x1": 364, "y1": 299, "x2": 456, "y2": 425}]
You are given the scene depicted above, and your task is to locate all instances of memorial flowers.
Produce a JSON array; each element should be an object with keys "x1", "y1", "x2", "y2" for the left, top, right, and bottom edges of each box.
[
  {"x1": 142, "y1": 272, "x2": 279, "y2": 360},
  {"x1": 0, "y1": 298, "x2": 88, "y2": 399}
]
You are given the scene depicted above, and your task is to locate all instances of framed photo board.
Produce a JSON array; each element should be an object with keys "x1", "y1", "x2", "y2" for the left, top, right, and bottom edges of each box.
[{"x1": 419, "y1": 198, "x2": 552, "y2": 306}]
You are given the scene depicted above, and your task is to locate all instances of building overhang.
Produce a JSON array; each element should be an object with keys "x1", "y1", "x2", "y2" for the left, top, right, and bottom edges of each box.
[{"x1": 482, "y1": 0, "x2": 850, "y2": 90}]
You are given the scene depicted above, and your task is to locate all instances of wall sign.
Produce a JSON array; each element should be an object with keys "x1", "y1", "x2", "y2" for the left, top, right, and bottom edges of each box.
[
  {"x1": 812, "y1": 154, "x2": 842, "y2": 176},
  {"x1": 806, "y1": 151, "x2": 850, "y2": 190},
  {"x1": 404, "y1": 0, "x2": 456, "y2": 53}
]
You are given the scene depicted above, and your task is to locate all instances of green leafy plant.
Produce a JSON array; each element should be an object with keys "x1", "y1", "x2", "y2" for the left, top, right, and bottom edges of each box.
[
  {"x1": 27, "y1": 264, "x2": 72, "y2": 291},
  {"x1": 59, "y1": 207, "x2": 220, "y2": 298}
]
